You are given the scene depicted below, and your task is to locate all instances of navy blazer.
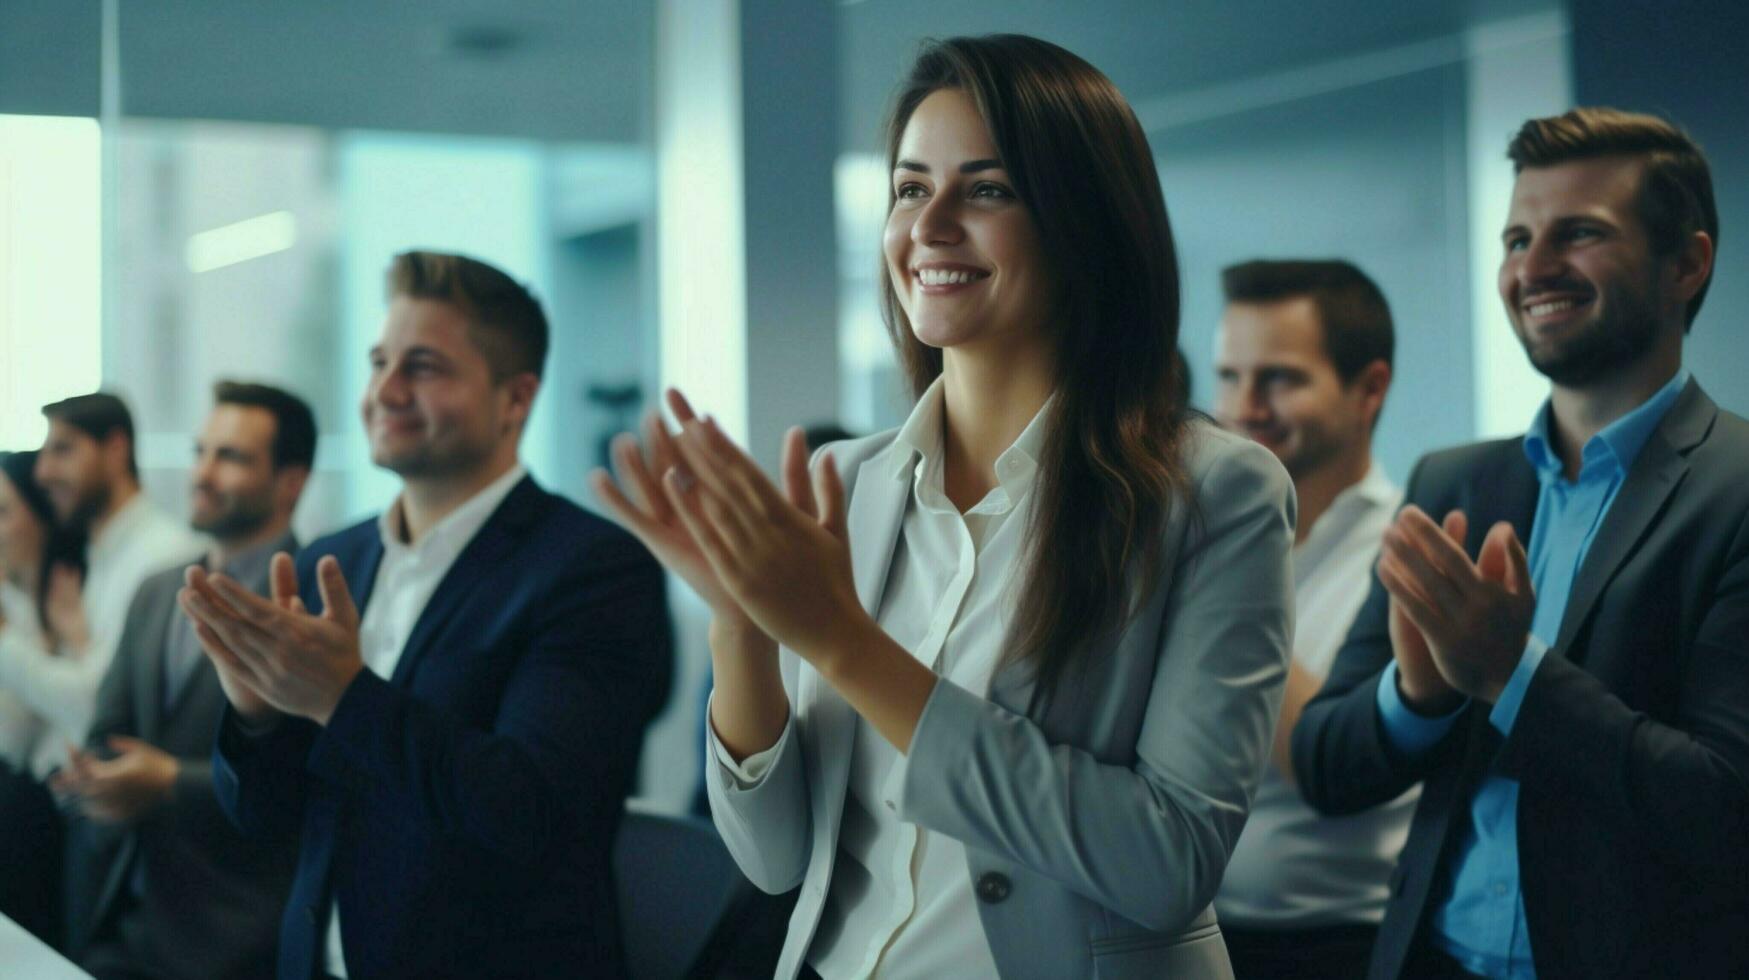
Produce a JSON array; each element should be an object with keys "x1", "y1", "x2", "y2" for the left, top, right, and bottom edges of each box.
[{"x1": 214, "y1": 476, "x2": 671, "y2": 979}]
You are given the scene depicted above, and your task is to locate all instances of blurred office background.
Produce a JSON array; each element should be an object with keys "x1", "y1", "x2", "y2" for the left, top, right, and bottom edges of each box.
[{"x1": 1, "y1": 0, "x2": 1744, "y2": 812}]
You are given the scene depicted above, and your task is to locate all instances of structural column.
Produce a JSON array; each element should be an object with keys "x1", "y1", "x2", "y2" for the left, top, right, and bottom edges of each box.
[
  {"x1": 647, "y1": 0, "x2": 841, "y2": 813},
  {"x1": 655, "y1": 0, "x2": 840, "y2": 471}
]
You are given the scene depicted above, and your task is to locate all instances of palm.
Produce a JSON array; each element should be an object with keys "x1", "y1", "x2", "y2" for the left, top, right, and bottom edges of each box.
[
  {"x1": 212, "y1": 657, "x2": 275, "y2": 719},
  {"x1": 1389, "y1": 597, "x2": 1436, "y2": 678},
  {"x1": 634, "y1": 496, "x2": 737, "y2": 610},
  {"x1": 1381, "y1": 508, "x2": 1468, "y2": 711},
  {"x1": 592, "y1": 408, "x2": 744, "y2": 620}
]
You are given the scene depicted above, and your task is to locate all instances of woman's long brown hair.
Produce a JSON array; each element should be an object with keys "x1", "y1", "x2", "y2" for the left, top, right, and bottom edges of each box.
[{"x1": 878, "y1": 35, "x2": 1193, "y2": 700}]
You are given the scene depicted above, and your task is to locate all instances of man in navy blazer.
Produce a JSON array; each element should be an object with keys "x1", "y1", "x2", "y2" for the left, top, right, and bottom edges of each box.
[{"x1": 181, "y1": 251, "x2": 670, "y2": 978}]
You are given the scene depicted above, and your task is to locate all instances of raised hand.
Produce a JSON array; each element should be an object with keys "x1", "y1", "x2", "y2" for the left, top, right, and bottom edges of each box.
[
  {"x1": 1377, "y1": 505, "x2": 1535, "y2": 704},
  {"x1": 591, "y1": 391, "x2": 756, "y2": 629},
  {"x1": 661, "y1": 410, "x2": 870, "y2": 667},
  {"x1": 51, "y1": 735, "x2": 178, "y2": 824},
  {"x1": 178, "y1": 553, "x2": 366, "y2": 725},
  {"x1": 1378, "y1": 509, "x2": 1465, "y2": 714}
]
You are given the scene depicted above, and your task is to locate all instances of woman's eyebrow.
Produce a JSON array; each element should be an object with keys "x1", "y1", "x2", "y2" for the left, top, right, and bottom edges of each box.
[{"x1": 893, "y1": 158, "x2": 1005, "y2": 174}]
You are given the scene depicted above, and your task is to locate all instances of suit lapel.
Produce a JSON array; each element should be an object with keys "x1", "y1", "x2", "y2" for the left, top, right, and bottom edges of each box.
[
  {"x1": 388, "y1": 478, "x2": 542, "y2": 688},
  {"x1": 167, "y1": 664, "x2": 224, "y2": 737},
  {"x1": 805, "y1": 444, "x2": 910, "y2": 840},
  {"x1": 1476, "y1": 442, "x2": 1542, "y2": 553},
  {"x1": 164, "y1": 633, "x2": 222, "y2": 721},
  {"x1": 135, "y1": 581, "x2": 178, "y2": 740},
  {"x1": 1553, "y1": 383, "x2": 1713, "y2": 656},
  {"x1": 847, "y1": 449, "x2": 910, "y2": 620},
  {"x1": 348, "y1": 534, "x2": 386, "y2": 616}
]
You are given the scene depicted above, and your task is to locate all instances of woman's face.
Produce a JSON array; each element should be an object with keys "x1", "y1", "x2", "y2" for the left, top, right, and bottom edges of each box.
[
  {"x1": 0, "y1": 472, "x2": 46, "y2": 586},
  {"x1": 883, "y1": 88, "x2": 1054, "y2": 353}
]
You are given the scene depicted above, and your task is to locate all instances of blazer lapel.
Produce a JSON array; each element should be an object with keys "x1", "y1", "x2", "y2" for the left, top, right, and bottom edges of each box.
[
  {"x1": 170, "y1": 665, "x2": 225, "y2": 739},
  {"x1": 1476, "y1": 442, "x2": 1542, "y2": 552},
  {"x1": 1554, "y1": 382, "x2": 1712, "y2": 656},
  {"x1": 847, "y1": 446, "x2": 911, "y2": 619},
  {"x1": 804, "y1": 443, "x2": 910, "y2": 838},
  {"x1": 348, "y1": 536, "x2": 386, "y2": 615},
  {"x1": 165, "y1": 602, "x2": 246, "y2": 723},
  {"x1": 135, "y1": 580, "x2": 178, "y2": 740},
  {"x1": 388, "y1": 478, "x2": 541, "y2": 688}
]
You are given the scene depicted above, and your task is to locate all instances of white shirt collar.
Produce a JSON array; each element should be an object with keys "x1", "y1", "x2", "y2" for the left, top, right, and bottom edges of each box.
[
  {"x1": 377, "y1": 463, "x2": 527, "y2": 564},
  {"x1": 1341, "y1": 461, "x2": 1398, "y2": 510},
  {"x1": 1294, "y1": 461, "x2": 1399, "y2": 563},
  {"x1": 88, "y1": 492, "x2": 153, "y2": 561},
  {"x1": 889, "y1": 376, "x2": 1054, "y2": 513}
]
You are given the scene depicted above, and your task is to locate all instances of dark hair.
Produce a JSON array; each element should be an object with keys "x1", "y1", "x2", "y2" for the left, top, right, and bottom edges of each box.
[
  {"x1": 0, "y1": 451, "x2": 55, "y2": 529},
  {"x1": 41, "y1": 392, "x2": 138, "y2": 479},
  {"x1": 0, "y1": 450, "x2": 88, "y2": 643},
  {"x1": 881, "y1": 35, "x2": 1191, "y2": 697},
  {"x1": 1507, "y1": 107, "x2": 1718, "y2": 327},
  {"x1": 1221, "y1": 259, "x2": 1396, "y2": 383},
  {"x1": 386, "y1": 250, "x2": 550, "y2": 380},
  {"x1": 213, "y1": 380, "x2": 318, "y2": 470}
]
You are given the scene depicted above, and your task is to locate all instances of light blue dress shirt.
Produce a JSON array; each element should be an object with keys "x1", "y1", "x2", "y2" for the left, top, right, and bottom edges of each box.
[{"x1": 1373, "y1": 368, "x2": 1690, "y2": 978}]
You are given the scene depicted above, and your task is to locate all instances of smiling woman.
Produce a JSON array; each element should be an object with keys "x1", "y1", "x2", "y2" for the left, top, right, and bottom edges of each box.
[
  {"x1": 594, "y1": 33, "x2": 1295, "y2": 980},
  {"x1": 883, "y1": 88, "x2": 1049, "y2": 353},
  {"x1": 876, "y1": 34, "x2": 1200, "y2": 702}
]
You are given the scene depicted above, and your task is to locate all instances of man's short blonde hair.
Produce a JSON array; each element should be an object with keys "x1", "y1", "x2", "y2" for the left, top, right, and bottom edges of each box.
[{"x1": 386, "y1": 251, "x2": 549, "y2": 379}]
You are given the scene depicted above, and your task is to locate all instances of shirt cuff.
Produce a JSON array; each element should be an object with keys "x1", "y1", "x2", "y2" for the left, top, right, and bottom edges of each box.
[
  {"x1": 1488, "y1": 635, "x2": 1548, "y2": 735},
  {"x1": 706, "y1": 692, "x2": 792, "y2": 790},
  {"x1": 1375, "y1": 660, "x2": 1465, "y2": 757},
  {"x1": 231, "y1": 711, "x2": 286, "y2": 738}
]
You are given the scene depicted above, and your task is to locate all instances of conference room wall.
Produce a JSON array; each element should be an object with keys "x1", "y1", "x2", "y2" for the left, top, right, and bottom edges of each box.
[
  {"x1": 1570, "y1": 0, "x2": 1749, "y2": 417},
  {"x1": 0, "y1": 2, "x2": 663, "y2": 541},
  {"x1": 1162, "y1": 65, "x2": 1475, "y2": 485},
  {"x1": 89, "y1": 125, "x2": 657, "y2": 541}
]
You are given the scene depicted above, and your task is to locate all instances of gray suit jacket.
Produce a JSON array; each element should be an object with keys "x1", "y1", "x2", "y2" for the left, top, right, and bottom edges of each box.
[
  {"x1": 706, "y1": 419, "x2": 1295, "y2": 979},
  {"x1": 75, "y1": 549, "x2": 300, "y2": 979}
]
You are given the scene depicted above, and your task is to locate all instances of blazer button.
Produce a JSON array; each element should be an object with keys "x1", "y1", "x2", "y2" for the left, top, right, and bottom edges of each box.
[{"x1": 975, "y1": 871, "x2": 1011, "y2": 904}]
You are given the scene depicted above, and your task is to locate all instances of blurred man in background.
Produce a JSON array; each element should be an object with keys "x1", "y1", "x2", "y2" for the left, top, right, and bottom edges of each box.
[
  {"x1": 1212, "y1": 259, "x2": 1414, "y2": 980},
  {"x1": 59, "y1": 381, "x2": 316, "y2": 980}
]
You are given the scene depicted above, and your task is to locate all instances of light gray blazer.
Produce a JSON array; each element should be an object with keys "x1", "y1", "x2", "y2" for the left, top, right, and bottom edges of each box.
[{"x1": 706, "y1": 418, "x2": 1295, "y2": 979}]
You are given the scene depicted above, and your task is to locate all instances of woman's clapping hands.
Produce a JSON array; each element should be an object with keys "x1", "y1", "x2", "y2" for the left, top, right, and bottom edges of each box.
[{"x1": 591, "y1": 389, "x2": 874, "y2": 666}]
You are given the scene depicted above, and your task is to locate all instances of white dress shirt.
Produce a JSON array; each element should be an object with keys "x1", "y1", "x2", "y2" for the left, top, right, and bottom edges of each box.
[
  {"x1": 713, "y1": 379, "x2": 1050, "y2": 980},
  {"x1": 0, "y1": 493, "x2": 200, "y2": 777},
  {"x1": 327, "y1": 463, "x2": 526, "y2": 978},
  {"x1": 1215, "y1": 463, "x2": 1418, "y2": 928}
]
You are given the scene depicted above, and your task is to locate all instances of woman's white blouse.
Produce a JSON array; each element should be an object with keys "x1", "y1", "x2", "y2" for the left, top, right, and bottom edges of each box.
[{"x1": 712, "y1": 378, "x2": 1050, "y2": 979}]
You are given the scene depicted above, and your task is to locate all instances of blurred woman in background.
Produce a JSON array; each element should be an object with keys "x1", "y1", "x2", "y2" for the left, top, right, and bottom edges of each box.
[{"x1": 0, "y1": 448, "x2": 88, "y2": 946}]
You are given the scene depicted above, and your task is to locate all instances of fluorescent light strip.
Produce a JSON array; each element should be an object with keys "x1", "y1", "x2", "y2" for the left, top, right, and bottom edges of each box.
[{"x1": 185, "y1": 210, "x2": 297, "y2": 273}]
